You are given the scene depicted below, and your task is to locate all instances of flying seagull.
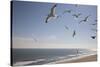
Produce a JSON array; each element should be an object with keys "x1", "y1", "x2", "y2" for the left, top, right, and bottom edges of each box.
[
  {"x1": 63, "y1": 9, "x2": 72, "y2": 14},
  {"x1": 91, "y1": 23, "x2": 97, "y2": 25},
  {"x1": 72, "y1": 30, "x2": 76, "y2": 38},
  {"x1": 33, "y1": 38, "x2": 38, "y2": 42},
  {"x1": 79, "y1": 15, "x2": 90, "y2": 24},
  {"x1": 72, "y1": 13, "x2": 81, "y2": 18},
  {"x1": 64, "y1": 25, "x2": 69, "y2": 30},
  {"x1": 91, "y1": 36, "x2": 96, "y2": 39},
  {"x1": 32, "y1": 34, "x2": 38, "y2": 42},
  {"x1": 45, "y1": 4, "x2": 58, "y2": 23}
]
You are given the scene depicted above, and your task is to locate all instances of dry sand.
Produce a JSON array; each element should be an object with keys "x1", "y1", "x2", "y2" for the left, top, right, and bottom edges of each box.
[{"x1": 57, "y1": 54, "x2": 97, "y2": 64}]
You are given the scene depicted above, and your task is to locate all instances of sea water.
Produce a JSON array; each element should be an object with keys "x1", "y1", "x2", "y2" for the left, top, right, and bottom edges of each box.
[{"x1": 12, "y1": 49, "x2": 96, "y2": 66}]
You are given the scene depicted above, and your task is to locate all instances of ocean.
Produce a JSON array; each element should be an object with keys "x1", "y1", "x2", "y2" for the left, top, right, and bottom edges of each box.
[{"x1": 12, "y1": 49, "x2": 96, "y2": 66}]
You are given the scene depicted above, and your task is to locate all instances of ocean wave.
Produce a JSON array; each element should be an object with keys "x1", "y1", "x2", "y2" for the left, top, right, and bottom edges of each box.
[
  {"x1": 13, "y1": 58, "x2": 46, "y2": 66},
  {"x1": 68, "y1": 54, "x2": 77, "y2": 57}
]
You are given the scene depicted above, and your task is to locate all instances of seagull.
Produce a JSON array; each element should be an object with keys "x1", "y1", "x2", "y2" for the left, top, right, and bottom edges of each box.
[
  {"x1": 33, "y1": 38, "x2": 38, "y2": 42},
  {"x1": 72, "y1": 13, "x2": 81, "y2": 18},
  {"x1": 91, "y1": 36, "x2": 96, "y2": 39},
  {"x1": 45, "y1": 4, "x2": 58, "y2": 23},
  {"x1": 32, "y1": 34, "x2": 38, "y2": 42},
  {"x1": 72, "y1": 13, "x2": 82, "y2": 18},
  {"x1": 91, "y1": 23, "x2": 97, "y2": 25},
  {"x1": 64, "y1": 25, "x2": 69, "y2": 30},
  {"x1": 72, "y1": 30, "x2": 76, "y2": 38},
  {"x1": 79, "y1": 15, "x2": 90, "y2": 24},
  {"x1": 63, "y1": 9, "x2": 72, "y2": 14}
]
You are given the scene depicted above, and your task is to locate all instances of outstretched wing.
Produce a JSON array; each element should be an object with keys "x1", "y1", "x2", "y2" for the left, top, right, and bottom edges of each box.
[
  {"x1": 65, "y1": 25, "x2": 69, "y2": 30},
  {"x1": 79, "y1": 20, "x2": 83, "y2": 24},
  {"x1": 91, "y1": 36, "x2": 96, "y2": 39},
  {"x1": 73, "y1": 13, "x2": 81, "y2": 17},
  {"x1": 91, "y1": 23, "x2": 97, "y2": 25},
  {"x1": 50, "y1": 4, "x2": 57, "y2": 16},
  {"x1": 85, "y1": 15, "x2": 90, "y2": 21},
  {"x1": 73, "y1": 30, "x2": 76, "y2": 37},
  {"x1": 78, "y1": 13, "x2": 81, "y2": 16},
  {"x1": 72, "y1": 14, "x2": 77, "y2": 17},
  {"x1": 45, "y1": 15, "x2": 50, "y2": 23}
]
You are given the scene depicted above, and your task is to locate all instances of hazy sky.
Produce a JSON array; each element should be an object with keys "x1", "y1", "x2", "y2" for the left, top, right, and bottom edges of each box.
[{"x1": 12, "y1": 1, "x2": 97, "y2": 49}]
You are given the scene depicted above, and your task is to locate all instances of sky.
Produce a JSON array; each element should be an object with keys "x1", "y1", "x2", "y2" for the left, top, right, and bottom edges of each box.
[{"x1": 12, "y1": 1, "x2": 97, "y2": 49}]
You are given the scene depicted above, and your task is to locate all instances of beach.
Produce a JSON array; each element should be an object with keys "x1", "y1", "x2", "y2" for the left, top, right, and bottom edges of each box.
[
  {"x1": 65, "y1": 54, "x2": 97, "y2": 63},
  {"x1": 51, "y1": 54, "x2": 97, "y2": 64},
  {"x1": 13, "y1": 49, "x2": 97, "y2": 66}
]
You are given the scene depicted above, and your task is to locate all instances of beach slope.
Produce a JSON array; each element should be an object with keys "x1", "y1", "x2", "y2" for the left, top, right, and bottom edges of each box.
[{"x1": 57, "y1": 54, "x2": 97, "y2": 64}]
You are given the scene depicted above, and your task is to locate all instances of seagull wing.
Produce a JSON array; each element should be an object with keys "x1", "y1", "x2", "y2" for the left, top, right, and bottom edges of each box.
[
  {"x1": 85, "y1": 15, "x2": 90, "y2": 21},
  {"x1": 91, "y1": 36, "x2": 96, "y2": 39},
  {"x1": 73, "y1": 13, "x2": 81, "y2": 17},
  {"x1": 91, "y1": 23, "x2": 97, "y2": 25},
  {"x1": 45, "y1": 15, "x2": 50, "y2": 23},
  {"x1": 73, "y1": 30, "x2": 76, "y2": 37},
  {"x1": 78, "y1": 13, "x2": 81, "y2": 16},
  {"x1": 50, "y1": 4, "x2": 57, "y2": 16},
  {"x1": 79, "y1": 20, "x2": 84, "y2": 24},
  {"x1": 65, "y1": 25, "x2": 69, "y2": 30},
  {"x1": 33, "y1": 38, "x2": 38, "y2": 42},
  {"x1": 72, "y1": 14, "x2": 77, "y2": 17}
]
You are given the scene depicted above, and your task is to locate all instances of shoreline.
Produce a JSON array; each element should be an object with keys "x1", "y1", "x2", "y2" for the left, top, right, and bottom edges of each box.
[{"x1": 47, "y1": 53, "x2": 97, "y2": 64}]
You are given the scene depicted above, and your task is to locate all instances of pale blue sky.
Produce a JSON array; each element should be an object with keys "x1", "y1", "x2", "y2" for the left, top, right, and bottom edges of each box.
[{"x1": 12, "y1": 1, "x2": 97, "y2": 49}]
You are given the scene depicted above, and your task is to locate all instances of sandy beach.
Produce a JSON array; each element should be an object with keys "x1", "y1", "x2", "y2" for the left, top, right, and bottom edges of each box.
[
  {"x1": 57, "y1": 54, "x2": 97, "y2": 64},
  {"x1": 46, "y1": 53, "x2": 97, "y2": 64}
]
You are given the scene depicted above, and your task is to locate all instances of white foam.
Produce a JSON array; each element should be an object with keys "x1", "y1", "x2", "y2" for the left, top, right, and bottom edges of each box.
[
  {"x1": 35, "y1": 59, "x2": 46, "y2": 62},
  {"x1": 13, "y1": 58, "x2": 46, "y2": 66},
  {"x1": 46, "y1": 53, "x2": 96, "y2": 64},
  {"x1": 68, "y1": 55, "x2": 76, "y2": 57},
  {"x1": 58, "y1": 56, "x2": 67, "y2": 59},
  {"x1": 14, "y1": 61, "x2": 37, "y2": 66}
]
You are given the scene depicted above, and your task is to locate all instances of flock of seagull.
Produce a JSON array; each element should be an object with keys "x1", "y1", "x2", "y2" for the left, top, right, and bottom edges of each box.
[{"x1": 45, "y1": 4, "x2": 97, "y2": 39}]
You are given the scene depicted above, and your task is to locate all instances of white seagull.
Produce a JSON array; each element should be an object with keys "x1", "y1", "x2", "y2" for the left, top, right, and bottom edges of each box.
[
  {"x1": 45, "y1": 4, "x2": 58, "y2": 23},
  {"x1": 72, "y1": 13, "x2": 82, "y2": 18}
]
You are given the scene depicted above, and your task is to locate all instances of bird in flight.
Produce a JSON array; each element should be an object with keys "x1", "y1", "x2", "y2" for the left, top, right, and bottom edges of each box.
[
  {"x1": 72, "y1": 30, "x2": 76, "y2": 38},
  {"x1": 91, "y1": 23, "x2": 97, "y2": 25},
  {"x1": 79, "y1": 15, "x2": 90, "y2": 24},
  {"x1": 63, "y1": 9, "x2": 72, "y2": 14},
  {"x1": 91, "y1": 36, "x2": 96, "y2": 39},
  {"x1": 45, "y1": 4, "x2": 58, "y2": 23},
  {"x1": 64, "y1": 25, "x2": 69, "y2": 30},
  {"x1": 33, "y1": 38, "x2": 38, "y2": 42},
  {"x1": 32, "y1": 34, "x2": 38, "y2": 42},
  {"x1": 72, "y1": 13, "x2": 82, "y2": 18}
]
